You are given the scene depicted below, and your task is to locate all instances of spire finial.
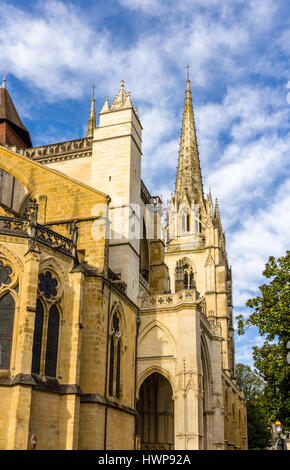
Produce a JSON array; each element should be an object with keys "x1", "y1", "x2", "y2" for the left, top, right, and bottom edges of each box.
[
  {"x1": 215, "y1": 198, "x2": 220, "y2": 217},
  {"x1": 87, "y1": 88, "x2": 96, "y2": 137},
  {"x1": 185, "y1": 63, "x2": 191, "y2": 80},
  {"x1": 120, "y1": 79, "x2": 124, "y2": 88},
  {"x1": 91, "y1": 82, "x2": 96, "y2": 99},
  {"x1": 1, "y1": 73, "x2": 6, "y2": 88}
]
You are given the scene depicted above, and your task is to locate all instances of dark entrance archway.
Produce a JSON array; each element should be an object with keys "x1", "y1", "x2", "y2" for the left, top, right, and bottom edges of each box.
[{"x1": 136, "y1": 372, "x2": 174, "y2": 450}]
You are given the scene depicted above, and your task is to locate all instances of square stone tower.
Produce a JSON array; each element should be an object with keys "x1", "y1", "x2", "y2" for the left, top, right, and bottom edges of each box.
[{"x1": 91, "y1": 81, "x2": 143, "y2": 302}]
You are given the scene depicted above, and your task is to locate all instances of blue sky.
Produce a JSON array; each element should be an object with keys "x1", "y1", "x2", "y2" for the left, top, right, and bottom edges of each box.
[{"x1": 1, "y1": 0, "x2": 289, "y2": 368}]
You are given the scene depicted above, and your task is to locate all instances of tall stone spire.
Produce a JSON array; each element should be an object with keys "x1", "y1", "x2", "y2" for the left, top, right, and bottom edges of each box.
[
  {"x1": 174, "y1": 78, "x2": 204, "y2": 205},
  {"x1": 86, "y1": 85, "x2": 96, "y2": 137}
]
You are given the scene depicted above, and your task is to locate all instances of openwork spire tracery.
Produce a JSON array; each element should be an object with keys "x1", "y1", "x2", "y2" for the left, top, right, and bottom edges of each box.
[{"x1": 175, "y1": 79, "x2": 204, "y2": 205}]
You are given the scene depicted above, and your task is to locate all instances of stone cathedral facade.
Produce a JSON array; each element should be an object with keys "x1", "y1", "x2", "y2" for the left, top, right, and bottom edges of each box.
[{"x1": 0, "y1": 74, "x2": 247, "y2": 450}]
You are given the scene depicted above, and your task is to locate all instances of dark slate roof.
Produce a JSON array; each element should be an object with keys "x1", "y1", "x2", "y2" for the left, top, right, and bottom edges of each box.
[
  {"x1": 0, "y1": 84, "x2": 32, "y2": 148},
  {"x1": 0, "y1": 86, "x2": 29, "y2": 132}
]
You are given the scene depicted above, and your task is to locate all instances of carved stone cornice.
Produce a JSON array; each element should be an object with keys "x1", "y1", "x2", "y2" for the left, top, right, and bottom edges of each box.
[
  {"x1": 165, "y1": 238, "x2": 206, "y2": 253},
  {"x1": 25, "y1": 137, "x2": 92, "y2": 163},
  {"x1": 140, "y1": 288, "x2": 201, "y2": 311}
]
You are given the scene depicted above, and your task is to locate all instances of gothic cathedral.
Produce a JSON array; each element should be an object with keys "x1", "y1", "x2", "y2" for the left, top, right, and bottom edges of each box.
[{"x1": 0, "y1": 74, "x2": 247, "y2": 450}]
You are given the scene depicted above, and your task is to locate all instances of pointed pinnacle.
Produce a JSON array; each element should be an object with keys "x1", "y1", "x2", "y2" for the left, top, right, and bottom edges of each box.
[
  {"x1": 1, "y1": 72, "x2": 6, "y2": 88},
  {"x1": 86, "y1": 94, "x2": 96, "y2": 137},
  {"x1": 214, "y1": 198, "x2": 221, "y2": 219},
  {"x1": 100, "y1": 96, "x2": 110, "y2": 114},
  {"x1": 124, "y1": 91, "x2": 133, "y2": 109}
]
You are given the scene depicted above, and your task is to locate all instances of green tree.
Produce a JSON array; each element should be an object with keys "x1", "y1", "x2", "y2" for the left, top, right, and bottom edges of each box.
[
  {"x1": 235, "y1": 363, "x2": 272, "y2": 450},
  {"x1": 237, "y1": 250, "x2": 290, "y2": 432}
]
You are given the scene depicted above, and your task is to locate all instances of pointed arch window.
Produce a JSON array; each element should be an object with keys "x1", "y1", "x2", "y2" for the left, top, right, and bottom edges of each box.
[
  {"x1": 190, "y1": 271, "x2": 194, "y2": 289},
  {"x1": 187, "y1": 212, "x2": 191, "y2": 232},
  {"x1": 31, "y1": 270, "x2": 61, "y2": 378},
  {"x1": 184, "y1": 272, "x2": 189, "y2": 289},
  {"x1": 109, "y1": 335, "x2": 114, "y2": 396},
  {"x1": 31, "y1": 299, "x2": 44, "y2": 374},
  {"x1": 175, "y1": 260, "x2": 195, "y2": 291},
  {"x1": 0, "y1": 292, "x2": 15, "y2": 370},
  {"x1": 31, "y1": 300, "x2": 61, "y2": 378},
  {"x1": 180, "y1": 208, "x2": 190, "y2": 234},
  {"x1": 45, "y1": 305, "x2": 60, "y2": 378},
  {"x1": 108, "y1": 308, "x2": 123, "y2": 398},
  {"x1": 175, "y1": 260, "x2": 184, "y2": 292},
  {"x1": 116, "y1": 340, "x2": 121, "y2": 398},
  {"x1": 0, "y1": 260, "x2": 12, "y2": 287},
  {"x1": 194, "y1": 207, "x2": 200, "y2": 235},
  {"x1": 181, "y1": 213, "x2": 186, "y2": 233}
]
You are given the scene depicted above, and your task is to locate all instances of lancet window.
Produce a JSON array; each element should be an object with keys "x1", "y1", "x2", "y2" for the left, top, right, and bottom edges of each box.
[
  {"x1": 108, "y1": 307, "x2": 123, "y2": 399},
  {"x1": 0, "y1": 259, "x2": 17, "y2": 370},
  {"x1": 175, "y1": 259, "x2": 195, "y2": 291},
  {"x1": 31, "y1": 270, "x2": 61, "y2": 378}
]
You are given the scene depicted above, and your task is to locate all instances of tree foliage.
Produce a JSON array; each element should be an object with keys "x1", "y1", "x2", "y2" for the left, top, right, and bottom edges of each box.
[
  {"x1": 237, "y1": 250, "x2": 290, "y2": 431},
  {"x1": 235, "y1": 363, "x2": 272, "y2": 450},
  {"x1": 235, "y1": 363, "x2": 264, "y2": 400}
]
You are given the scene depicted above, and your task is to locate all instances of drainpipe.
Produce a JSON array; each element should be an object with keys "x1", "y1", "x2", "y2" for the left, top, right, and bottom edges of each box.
[
  {"x1": 134, "y1": 312, "x2": 141, "y2": 449},
  {"x1": 103, "y1": 199, "x2": 111, "y2": 450},
  {"x1": 104, "y1": 280, "x2": 112, "y2": 450}
]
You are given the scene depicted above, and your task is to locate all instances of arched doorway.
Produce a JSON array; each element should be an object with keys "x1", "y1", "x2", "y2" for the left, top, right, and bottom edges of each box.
[{"x1": 136, "y1": 372, "x2": 174, "y2": 450}]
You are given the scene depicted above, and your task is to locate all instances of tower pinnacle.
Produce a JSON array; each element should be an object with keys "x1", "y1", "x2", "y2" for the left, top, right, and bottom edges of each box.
[
  {"x1": 86, "y1": 85, "x2": 96, "y2": 138},
  {"x1": 1, "y1": 73, "x2": 6, "y2": 88},
  {"x1": 185, "y1": 63, "x2": 191, "y2": 80},
  {"x1": 174, "y1": 78, "x2": 204, "y2": 205}
]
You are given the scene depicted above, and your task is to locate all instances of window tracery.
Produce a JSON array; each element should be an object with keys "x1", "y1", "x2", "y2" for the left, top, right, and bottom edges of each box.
[
  {"x1": 108, "y1": 307, "x2": 124, "y2": 399},
  {"x1": 0, "y1": 258, "x2": 18, "y2": 370},
  {"x1": 31, "y1": 270, "x2": 61, "y2": 378},
  {"x1": 0, "y1": 260, "x2": 12, "y2": 287},
  {"x1": 38, "y1": 271, "x2": 58, "y2": 300},
  {"x1": 175, "y1": 259, "x2": 195, "y2": 291},
  {"x1": 0, "y1": 292, "x2": 15, "y2": 369}
]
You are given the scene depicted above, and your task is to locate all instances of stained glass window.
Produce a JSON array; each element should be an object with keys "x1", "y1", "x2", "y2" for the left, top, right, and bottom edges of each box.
[
  {"x1": 0, "y1": 293, "x2": 15, "y2": 369},
  {"x1": 108, "y1": 310, "x2": 123, "y2": 398},
  {"x1": 116, "y1": 340, "x2": 121, "y2": 399},
  {"x1": 109, "y1": 335, "x2": 114, "y2": 396},
  {"x1": 44, "y1": 305, "x2": 59, "y2": 377},
  {"x1": 184, "y1": 272, "x2": 189, "y2": 289},
  {"x1": 0, "y1": 261, "x2": 12, "y2": 288},
  {"x1": 31, "y1": 299, "x2": 44, "y2": 374},
  {"x1": 38, "y1": 271, "x2": 58, "y2": 300},
  {"x1": 112, "y1": 311, "x2": 120, "y2": 333},
  {"x1": 190, "y1": 272, "x2": 194, "y2": 289}
]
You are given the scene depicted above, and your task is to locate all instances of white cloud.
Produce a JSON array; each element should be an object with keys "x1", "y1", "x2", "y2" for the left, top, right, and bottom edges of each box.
[
  {"x1": 196, "y1": 85, "x2": 290, "y2": 224},
  {"x1": 0, "y1": 0, "x2": 289, "y2": 366},
  {"x1": 229, "y1": 179, "x2": 290, "y2": 308},
  {"x1": 234, "y1": 333, "x2": 265, "y2": 366},
  {"x1": 119, "y1": 0, "x2": 164, "y2": 15}
]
